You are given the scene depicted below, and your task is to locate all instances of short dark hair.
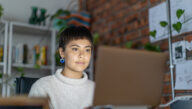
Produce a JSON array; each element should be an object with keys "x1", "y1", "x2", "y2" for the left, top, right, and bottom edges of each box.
[{"x1": 59, "y1": 26, "x2": 93, "y2": 50}]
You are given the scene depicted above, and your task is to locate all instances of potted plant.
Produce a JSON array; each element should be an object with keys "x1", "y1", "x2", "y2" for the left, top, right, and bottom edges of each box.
[{"x1": 0, "y1": 4, "x2": 3, "y2": 19}]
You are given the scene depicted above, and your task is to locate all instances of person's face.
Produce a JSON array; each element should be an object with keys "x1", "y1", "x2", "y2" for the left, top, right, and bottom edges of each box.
[{"x1": 59, "y1": 39, "x2": 92, "y2": 73}]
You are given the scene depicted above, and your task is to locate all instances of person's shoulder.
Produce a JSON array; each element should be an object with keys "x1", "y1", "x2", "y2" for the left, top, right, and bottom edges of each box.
[
  {"x1": 87, "y1": 79, "x2": 95, "y2": 84},
  {"x1": 29, "y1": 75, "x2": 55, "y2": 97},
  {"x1": 33, "y1": 75, "x2": 54, "y2": 87},
  {"x1": 86, "y1": 80, "x2": 95, "y2": 87}
]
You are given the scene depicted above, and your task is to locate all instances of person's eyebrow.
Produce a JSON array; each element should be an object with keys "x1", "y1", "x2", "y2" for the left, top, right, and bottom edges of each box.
[
  {"x1": 70, "y1": 45, "x2": 80, "y2": 47},
  {"x1": 85, "y1": 45, "x2": 92, "y2": 48},
  {"x1": 70, "y1": 45, "x2": 92, "y2": 48}
]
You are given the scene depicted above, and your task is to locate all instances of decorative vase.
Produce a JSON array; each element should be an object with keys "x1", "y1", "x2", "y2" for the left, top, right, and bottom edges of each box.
[
  {"x1": 38, "y1": 8, "x2": 47, "y2": 26},
  {"x1": 29, "y1": 6, "x2": 38, "y2": 24}
]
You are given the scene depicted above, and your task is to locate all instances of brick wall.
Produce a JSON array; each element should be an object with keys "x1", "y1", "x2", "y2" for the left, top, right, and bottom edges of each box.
[{"x1": 84, "y1": 0, "x2": 192, "y2": 109}]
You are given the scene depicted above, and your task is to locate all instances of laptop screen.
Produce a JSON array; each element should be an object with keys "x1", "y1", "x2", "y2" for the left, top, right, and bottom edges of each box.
[{"x1": 93, "y1": 46, "x2": 168, "y2": 107}]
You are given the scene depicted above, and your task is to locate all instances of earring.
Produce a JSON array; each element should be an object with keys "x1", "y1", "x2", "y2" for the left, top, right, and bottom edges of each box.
[{"x1": 60, "y1": 58, "x2": 65, "y2": 64}]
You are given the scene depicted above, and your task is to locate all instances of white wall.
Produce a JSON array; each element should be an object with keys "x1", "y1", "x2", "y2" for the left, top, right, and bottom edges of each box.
[{"x1": 0, "y1": 0, "x2": 79, "y2": 24}]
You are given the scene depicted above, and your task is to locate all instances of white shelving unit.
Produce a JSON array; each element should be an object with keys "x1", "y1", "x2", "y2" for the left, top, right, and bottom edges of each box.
[
  {"x1": 0, "y1": 20, "x2": 9, "y2": 97},
  {"x1": 7, "y1": 21, "x2": 56, "y2": 96},
  {"x1": 12, "y1": 63, "x2": 52, "y2": 69}
]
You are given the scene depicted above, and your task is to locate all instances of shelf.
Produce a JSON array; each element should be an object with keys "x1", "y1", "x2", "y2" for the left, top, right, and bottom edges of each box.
[
  {"x1": 10, "y1": 21, "x2": 56, "y2": 35},
  {"x1": 12, "y1": 63, "x2": 51, "y2": 69},
  {"x1": 0, "y1": 62, "x2": 4, "y2": 66}
]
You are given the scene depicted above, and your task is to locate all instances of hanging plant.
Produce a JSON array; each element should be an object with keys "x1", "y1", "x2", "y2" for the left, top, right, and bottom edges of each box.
[
  {"x1": 150, "y1": 8, "x2": 186, "y2": 38},
  {"x1": 0, "y1": 4, "x2": 3, "y2": 18}
]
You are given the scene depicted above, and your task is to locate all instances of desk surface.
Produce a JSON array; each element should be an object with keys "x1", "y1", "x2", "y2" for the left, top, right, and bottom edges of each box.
[{"x1": 0, "y1": 96, "x2": 49, "y2": 109}]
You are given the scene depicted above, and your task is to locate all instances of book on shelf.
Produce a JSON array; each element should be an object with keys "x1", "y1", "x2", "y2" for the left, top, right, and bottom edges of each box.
[
  {"x1": 0, "y1": 45, "x2": 3, "y2": 62},
  {"x1": 15, "y1": 43, "x2": 24, "y2": 64},
  {"x1": 34, "y1": 45, "x2": 40, "y2": 65},
  {"x1": 40, "y1": 46, "x2": 47, "y2": 65},
  {"x1": 34, "y1": 45, "x2": 48, "y2": 66},
  {"x1": 23, "y1": 44, "x2": 28, "y2": 64},
  {"x1": 13, "y1": 44, "x2": 48, "y2": 66}
]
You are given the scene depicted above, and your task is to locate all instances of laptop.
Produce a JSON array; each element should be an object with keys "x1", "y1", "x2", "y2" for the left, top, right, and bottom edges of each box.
[{"x1": 93, "y1": 46, "x2": 168, "y2": 108}]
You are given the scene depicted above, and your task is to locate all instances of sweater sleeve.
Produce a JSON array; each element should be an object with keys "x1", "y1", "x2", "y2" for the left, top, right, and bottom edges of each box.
[{"x1": 28, "y1": 81, "x2": 47, "y2": 97}]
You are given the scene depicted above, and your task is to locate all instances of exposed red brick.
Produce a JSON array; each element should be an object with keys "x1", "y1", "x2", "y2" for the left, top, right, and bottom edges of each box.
[
  {"x1": 126, "y1": 21, "x2": 139, "y2": 32},
  {"x1": 125, "y1": 31, "x2": 139, "y2": 41},
  {"x1": 160, "y1": 40, "x2": 168, "y2": 51},
  {"x1": 185, "y1": 90, "x2": 192, "y2": 93},
  {"x1": 124, "y1": 13, "x2": 139, "y2": 24},
  {"x1": 175, "y1": 90, "x2": 186, "y2": 93},
  {"x1": 125, "y1": 0, "x2": 138, "y2": 5},
  {"x1": 184, "y1": 35, "x2": 192, "y2": 42},
  {"x1": 116, "y1": 10, "x2": 125, "y2": 19},
  {"x1": 163, "y1": 84, "x2": 172, "y2": 94},
  {"x1": 138, "y1": 16, "x2": 149, "y2": 28},
  {"x1": 140, "y1": 36, "x2": 149, "y2": 45},
  {"x1": 132, "y1": 0, "x2": 148, "y2": 12},
  {"x1": 141, "y1": 27, "x2": 149, "y2": 37},
  {"x1": 161, "y1": 95, "x2": 172, "y2": 104},
  {"x1": 172, "y1": 37, "x2": 184, "y2": 43},
  {"x1": 164, "y1": 73, "x2": 170, "y2": 82},
  {"x1": 150, "y1": 0, "x2": 161, "y2": 5}
]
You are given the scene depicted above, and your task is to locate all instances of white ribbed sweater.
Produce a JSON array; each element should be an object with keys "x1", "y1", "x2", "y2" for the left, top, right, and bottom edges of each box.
[{"x1": 29, "y1": 69, "x2": 95, "y2": 109}]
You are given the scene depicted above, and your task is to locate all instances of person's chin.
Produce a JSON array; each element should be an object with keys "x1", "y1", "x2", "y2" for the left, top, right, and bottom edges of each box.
[
  {"x1": 76, "y1": 66, "x2": 87, "y2": 71},
  {"x1": 74, "y1": 68, "x2": 85, "y2": 73}
]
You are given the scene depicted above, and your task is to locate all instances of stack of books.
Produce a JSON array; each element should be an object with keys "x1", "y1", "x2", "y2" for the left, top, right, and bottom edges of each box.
[{"x1": 13, "y1": 44, "x2": 48, "y2": 65}]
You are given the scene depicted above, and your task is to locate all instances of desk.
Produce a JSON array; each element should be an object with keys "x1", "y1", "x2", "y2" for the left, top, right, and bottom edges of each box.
[{"x1": 0, "y1": 96, "x2": 49, "y2": 109}]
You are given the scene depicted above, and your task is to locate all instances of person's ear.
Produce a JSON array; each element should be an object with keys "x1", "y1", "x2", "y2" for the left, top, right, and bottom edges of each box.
[{"x1": 59, "y1": 48, "x2": 65, "y2": 58}]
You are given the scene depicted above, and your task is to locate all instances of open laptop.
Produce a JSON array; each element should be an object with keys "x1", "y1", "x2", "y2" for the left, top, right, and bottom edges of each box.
[{"x1": 93, "y1": 46, "x2": 168, "y2": 108}]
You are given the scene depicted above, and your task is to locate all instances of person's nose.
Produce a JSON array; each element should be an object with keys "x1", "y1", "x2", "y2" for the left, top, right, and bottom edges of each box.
[{"x1": 79, "y1": 50, "x2": 85, "y2": 58}]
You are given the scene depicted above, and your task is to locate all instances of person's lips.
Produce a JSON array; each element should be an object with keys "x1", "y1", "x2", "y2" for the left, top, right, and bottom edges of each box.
[{"x1": 76, "y1": 62, "x2": 85, "y2": 65}]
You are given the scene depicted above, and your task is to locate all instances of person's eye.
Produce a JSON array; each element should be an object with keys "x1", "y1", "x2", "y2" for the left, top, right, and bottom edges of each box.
[
  {"x1": 72, "y1": 48, "x2": 78, "y2": 51},
  {"x1": 86, "y1": 49, "x2": 91, "y2": 52}
]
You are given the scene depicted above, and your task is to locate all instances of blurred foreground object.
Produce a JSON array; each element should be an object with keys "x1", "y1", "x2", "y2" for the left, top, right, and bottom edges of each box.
[{"x1": 0, "y1": 96, "x2": 49, "y2": 109}]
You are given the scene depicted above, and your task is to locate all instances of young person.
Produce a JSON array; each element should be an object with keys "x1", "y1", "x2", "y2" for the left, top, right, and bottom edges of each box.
[{"x1": 29, "y1": 26, "x2": 95, "y2": 109}]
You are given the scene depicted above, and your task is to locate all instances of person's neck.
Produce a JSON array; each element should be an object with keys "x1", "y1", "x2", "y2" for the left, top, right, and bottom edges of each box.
[{"x1": 62, "y1": 68, "x2": 83, "y2": 79}]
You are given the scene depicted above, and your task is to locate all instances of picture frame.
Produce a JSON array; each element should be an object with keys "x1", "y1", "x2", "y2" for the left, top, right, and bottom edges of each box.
[{"x1": 172, "y1": 41, "x2": 186, "y2": 64}]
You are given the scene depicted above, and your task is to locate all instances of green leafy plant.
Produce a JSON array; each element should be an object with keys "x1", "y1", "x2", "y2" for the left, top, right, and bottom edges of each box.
[
  {"x1": 176, "y1": 9, "x2": 184, "y2": 19},
  {"x1": 172, "y1": 22, "x2": 182, "y2": 33},
  {"x1": 125, "y1": 41, "x2": 133, "y2": 48},
  {"x1": 16, "y1": 67, "x2": 25, "y2": 77},
  {"x1": 150, "y1": 8, "x2": 187, "y2": 38},
  {"x1": 50, "y1": 9, "x2": 70, "y2": 34},
  {"x1": 124, "y1": 41, "x2": 161, "y2": 52},
  {"x1": 50, "y1": 9, "x2": 70, "y2": 21},
  {"x1": 144, "y1": 43, "x2": 161, "y2": 52},
  {"x1": 150, "y1": 30, "x2": 157, "y2": 38},
  {"x1": 0, "y1": 73, "x2": 2, "y2": 78},
  {"x1": 55, "y1": 50, "x2": 62, "y2": 66},
  {"x1": 160, "y1": 21, "x2": 168, "y2": 27},
  {"x1": 93, "y1": 32, "x2": 100, "y2": 45},
  {"x1": 0, "y1": 4, "x2": 3, "y2": 18}
]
